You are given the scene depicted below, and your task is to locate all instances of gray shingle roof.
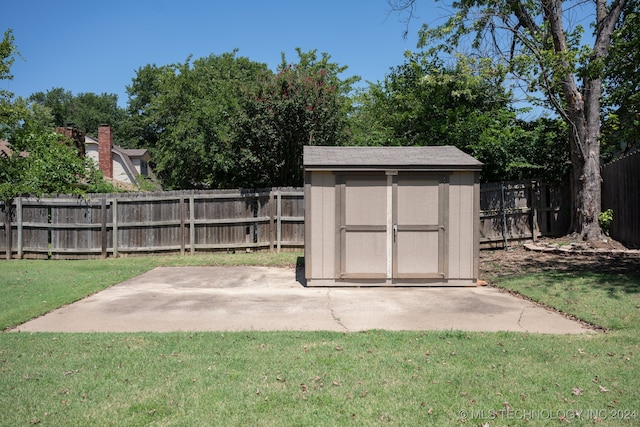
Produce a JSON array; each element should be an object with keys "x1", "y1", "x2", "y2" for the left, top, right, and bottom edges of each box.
[
  {"x1": 303, "y1": 146, "x2": 483, "y2": 171},
  {"x1": 114, "y1": 145, "x2": 149, "y2": 159}
]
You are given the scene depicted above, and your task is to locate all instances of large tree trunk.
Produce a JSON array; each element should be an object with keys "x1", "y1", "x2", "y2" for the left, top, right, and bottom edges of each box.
[
  {"x1": 549, "y1": 52, "x2": 603, "y2": 240},
  {"x1": 544, "y1": 0, "x2": 623, "y2": 241},
  {"x1": 568, "y1": 105, "x2": 603, "y2": 241}
]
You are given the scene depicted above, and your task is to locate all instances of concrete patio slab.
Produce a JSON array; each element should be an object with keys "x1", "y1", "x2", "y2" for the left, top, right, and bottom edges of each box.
[{"x1": 12, "y1": 266, "x2": 592, "y2": 334}]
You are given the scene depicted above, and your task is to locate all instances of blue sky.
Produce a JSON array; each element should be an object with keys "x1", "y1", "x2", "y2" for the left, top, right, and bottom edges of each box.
[{"x1": 2, "y1": 0, "x2": 446, "y2": 107}]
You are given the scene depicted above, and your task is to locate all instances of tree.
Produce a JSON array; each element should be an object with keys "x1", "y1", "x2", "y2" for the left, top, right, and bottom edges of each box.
[
  {"x1": 232, "y1": 49, "x2": 358, "y2": 187},
  {"x1": 602, "y1": 0, "x2": 639, "y2": 160},
  {"x1": 28, "y1": 88, "x2": 73, "y2": 127},
  {"x1": 470, "y1": 116, "x2": 571, "y2": 182},
  {"x1": 29, "y1": 88, "x2": 126, "y2": 138},
  {"x1": 120, "y1": 64, "x2": 174, "y2": 151},
  {"x1": 122, "y1": 52, "x2": 268, "y2": 189},
  {"x1": 390, "y1": 0, "x2": 628, "y2": 240},
  {"x1": 0, "y1": 29, "x2": 21, "y2": 140},
  {"x1": 1, "y1": 29, "x2": 114, "y2": 259},
  {"x1": 1, "y1": 110, "x2": 98, "y2": 259},
  {"x1": 351, "y1": 53, "x2": 511, "y2": 147},
  {"x1": 350, "y1": 53, "x2": 569, "y2": 181},
  {"x1": 0, "y1": 28, "x2": 23, "y2": 259}
]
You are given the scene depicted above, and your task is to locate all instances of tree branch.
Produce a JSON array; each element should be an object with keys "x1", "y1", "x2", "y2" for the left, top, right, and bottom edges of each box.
[
  {"x1": 594, "y1": 0, "x2": 627, "y2": 57},
  {"x1": 506, "y1": 0, "x2": 540, "y2": 36},
  {"x1": 386, "y1": 0, "x2": 418, "y2": 39}
]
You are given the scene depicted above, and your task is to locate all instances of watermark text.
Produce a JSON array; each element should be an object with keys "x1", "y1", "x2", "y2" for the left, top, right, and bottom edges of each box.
[{"x1": 458, "y1": 408, "x2": 638, "y2": 421}]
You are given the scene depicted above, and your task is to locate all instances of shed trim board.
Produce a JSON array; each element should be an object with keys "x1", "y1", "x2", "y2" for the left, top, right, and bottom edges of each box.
[{"x1": 304, "y1": 146, "x2": 482, "y2": 287}]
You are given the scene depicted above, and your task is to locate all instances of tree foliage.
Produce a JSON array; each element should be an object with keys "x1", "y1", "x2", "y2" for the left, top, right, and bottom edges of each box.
[
  {"x1": 122, "y1": 49, "x2": 357, "y2": 189},
  {"x1": 602, "y1": 0, "x2": 639, "y2": 160},
  {"x1": 350, "y1": 53, "x2": 569, "y2": 182},
  {"x1": 352, "y1": 54, "x2": 510, "y2": 146},
  {"x1": 28, "y1": 88, "x2": 125, "y2": 138},
  {"x1": 472, "y1": 116, "x2": 570, "y2": 182},
  {"x1": 389, "y1": 0, "x2": 628, "y2": 240},
  {"x1": 232, "y1": 49, "x2": 358, "y2": 187},
  {"x1": 121, "y1": 52, "x2": 269, "y2": 189},
  {"x1": 1, "y1": 101, "x2": 113, "y2": 257},
  {"x1": 119, "y1": 63, "x2": 174, "y2": 151},
  {"x1": 0, "y1": 29, "x2": 22, "y2": 141},
  {"x1": 0, "y1": 29, "x2": 18, "y2": 92},
  {"x1": 2, "y1": 102, "x2": 114, "y2": 202},
  {"x1": 1, "y1": 29, "x2": 115, "y2": 257}
]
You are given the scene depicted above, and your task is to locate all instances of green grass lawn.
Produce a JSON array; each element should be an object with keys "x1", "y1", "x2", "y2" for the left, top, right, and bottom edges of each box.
[{"x1": 1, "y1": 252, "x2": 639, "y2": 426}]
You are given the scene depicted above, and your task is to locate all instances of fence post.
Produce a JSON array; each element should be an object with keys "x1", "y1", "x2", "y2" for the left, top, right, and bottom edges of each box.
[
  {"x1": 179, "y1": 196, "x2": 185, "y2": 256},
  {"x1": 2, "y1": 202, "x2": 8, "y2": 259},
  {"x1": 189, "y1": 195, "x2": 195, "y2": 254},
  {"x1": 269, "y1": 190, "x2": 275, "y2": 252},
  {"x1": 501, "y1": 182, "x2": 509, "y2": 250},
  {"x1": 16, "y1": 197, "x2": 23, "y2": 259},
  {"x1": 276, "y1": 190, "x2": 282, "y2": 253},
  {"x1": 101, "y1": 197, "x2": 107, "y2": 258},
  {"x1": 112, "y1": 199, "x2": 118, "y2": 257},
  {"x1": 249, "y1": 193, "x2": 256, "y2": 248}
]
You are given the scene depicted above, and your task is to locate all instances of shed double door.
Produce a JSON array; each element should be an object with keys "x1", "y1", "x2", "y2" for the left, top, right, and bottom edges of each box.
[{"x1": 336, "y1": 172, "x2": 449, "y2": 281}]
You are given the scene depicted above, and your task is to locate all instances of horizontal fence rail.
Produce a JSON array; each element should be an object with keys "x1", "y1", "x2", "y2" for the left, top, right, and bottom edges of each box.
[
  {"x1": 0, "y1": 188, "x2": 304, "y2": 259},
  {"x1": 1, "y1": 181, "x2": 573, "y2": 259}
]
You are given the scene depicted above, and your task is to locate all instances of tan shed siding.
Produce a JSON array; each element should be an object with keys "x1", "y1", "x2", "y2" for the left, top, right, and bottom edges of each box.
[
  {"x1": 473, "y1": 175, "x2": 481, "y2": 280},
  {"x1": 308, "y1": 172, "x2": 321, "y2": 278},
  {"x1": 304, "y1": 173, "x2": 312, "y2": 279},
  {"x1": 321, "y1": 172, "x2": 336, "y2": 278},
  {"x1": 308, "y1": 172, "x2": 335, "y2": 279},
  {"x1": 460, "y1": 174, "x2": 476, "y2": 279},
  {"x1": 448, "y1": 172, "x2": 476, "y2": 279},
  {"x1": 447, "y1": 174, "x2": 461, "y2": 278}
]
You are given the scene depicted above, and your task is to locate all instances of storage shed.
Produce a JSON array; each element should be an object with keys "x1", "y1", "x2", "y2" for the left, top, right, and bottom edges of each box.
[{"x1": 303, "y1": 146, "x2": 483, "y2": 286}]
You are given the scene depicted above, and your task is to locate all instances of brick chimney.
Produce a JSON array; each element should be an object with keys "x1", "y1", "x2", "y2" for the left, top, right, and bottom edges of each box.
[{"x1": 98, "y1": 125, "x2": 113, "y2": 179}]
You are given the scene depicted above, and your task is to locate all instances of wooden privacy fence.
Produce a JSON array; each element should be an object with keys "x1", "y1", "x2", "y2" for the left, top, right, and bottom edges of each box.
[
  {"x1": 1, "y1": 181, "x2": 570, "y2": 259},
  {"x1": 602, "y1": 151, "x2": 640, "y2": 248},
  {"x1": 0, "y1": 188, "x2": 304, "y2": 259},
  {"x1": 479, "y1": 181, "x2": 570, "y2": 248}
]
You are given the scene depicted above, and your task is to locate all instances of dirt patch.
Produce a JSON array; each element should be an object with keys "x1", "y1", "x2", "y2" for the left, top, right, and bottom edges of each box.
[{"x1": 480, "y1": 237, "x2": 640, "y2": 282}]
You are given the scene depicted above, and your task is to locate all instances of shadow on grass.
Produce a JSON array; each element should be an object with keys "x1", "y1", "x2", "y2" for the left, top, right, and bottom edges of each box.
[{"x1": 480, "y1": 248, "x2": 640, "y2": 296}]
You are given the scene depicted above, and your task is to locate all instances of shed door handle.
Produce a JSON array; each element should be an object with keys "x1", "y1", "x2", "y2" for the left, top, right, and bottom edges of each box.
[{"x1": 393, "y1": 224, "x2": 397, "y2": 243}]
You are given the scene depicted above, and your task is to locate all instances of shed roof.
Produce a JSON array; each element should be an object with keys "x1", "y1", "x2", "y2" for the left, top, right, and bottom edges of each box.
[{"x1": 304, "y1": 146, "x2": 483, "y2": 171}]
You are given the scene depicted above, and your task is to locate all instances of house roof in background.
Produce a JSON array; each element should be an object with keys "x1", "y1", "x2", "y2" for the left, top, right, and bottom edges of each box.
[
  {"x1": 118, "y1": 147, "x2": 148, "y2": 158},
  {"x1": 84, "y1": 135, "x2": 150, "y2": 159}
]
